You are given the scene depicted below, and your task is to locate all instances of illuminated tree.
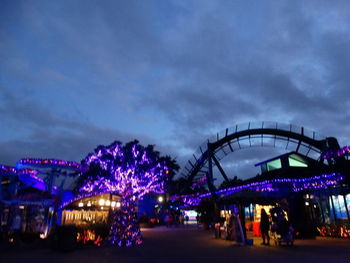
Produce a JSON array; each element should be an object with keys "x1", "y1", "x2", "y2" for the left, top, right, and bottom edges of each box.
[{"x1": 75, "y1": 140, "x2": 178, "y2": 247}]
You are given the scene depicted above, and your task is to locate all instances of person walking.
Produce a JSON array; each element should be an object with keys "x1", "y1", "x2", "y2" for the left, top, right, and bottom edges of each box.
[
  {"x1": 260, "y1": 209, "x2": 270, "y2": 245},
  {"x1": 11, "y1": 213, "x2": 22, "y2": 247}
]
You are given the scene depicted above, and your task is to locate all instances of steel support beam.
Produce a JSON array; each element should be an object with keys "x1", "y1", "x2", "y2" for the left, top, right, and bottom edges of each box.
[
  {"x1": 296, "y1": 140, "x2": 302, "y2": 153},
  {"x1": 212, "y1": 155, "x2": 229, "y2": 182},
  {"x1": 206, "y1": 143, "x2": 217, "y2": 198},
  {"x1": 343, "y1": 194, "x2": 350, "y2": 224},
  {"x1": 227, "y1": 140, "x2": 234, "y2": 152}
]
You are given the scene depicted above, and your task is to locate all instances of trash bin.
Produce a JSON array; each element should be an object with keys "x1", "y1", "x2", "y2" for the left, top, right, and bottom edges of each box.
[{"x1": 214, "y1": 223, "x2": 221, "y2": 239}]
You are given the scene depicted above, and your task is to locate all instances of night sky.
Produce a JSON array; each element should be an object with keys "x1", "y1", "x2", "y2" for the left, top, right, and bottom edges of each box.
[{"x1": 1, "y1": 1, "x2": 350, "y2": 181}]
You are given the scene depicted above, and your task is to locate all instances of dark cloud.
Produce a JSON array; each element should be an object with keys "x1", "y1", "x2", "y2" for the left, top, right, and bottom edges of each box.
[
  {"x1": 1, "y1": 0, "x2": 350, "y2": 181},
  {"x1": 144, "y1": 84, "x2": 260, "y2": 133},
  {"x1": 0, "y1": 86, "x2": 160, "y2": 166}
]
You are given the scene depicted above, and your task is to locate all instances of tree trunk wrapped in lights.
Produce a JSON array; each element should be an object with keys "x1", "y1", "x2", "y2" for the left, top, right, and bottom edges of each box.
[
  {"x1": 108, "y1": 195, "x2": 142, "y2": 247},
  {"x1": 75, "y1": 140, "x2": 179, "y2": 247}
]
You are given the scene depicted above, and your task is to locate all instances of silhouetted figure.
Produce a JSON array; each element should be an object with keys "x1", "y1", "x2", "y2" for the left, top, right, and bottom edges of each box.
[
  {"x1": 229, "y1": 213, "x2": 245, "y2": 245},
  {"x1": 185, "y1": 215, "x2": 189, "y2": 225},
  {"x1": 11, "y1": 214, "x2": 22, "y2": 247},
  {"x1": 260, "y1": 209, "x2": 270, "y2": 245}
]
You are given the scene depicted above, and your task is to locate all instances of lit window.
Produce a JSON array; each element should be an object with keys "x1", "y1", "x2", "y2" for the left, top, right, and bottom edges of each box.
[
  {"x1": 288, "y1": 154, "x2": 308, "y2": 167},
  {"x1": 330, "y1": 195, "x2": 347, "y2": 219},
  {"x1": 266, "y1": 159, "x2": 282, "y2": 171}
]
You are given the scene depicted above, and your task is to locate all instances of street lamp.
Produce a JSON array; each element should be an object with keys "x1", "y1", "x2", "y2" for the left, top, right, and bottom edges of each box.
[{"x1": 158, "y1": 196, "x2": 164, "y2": 203}]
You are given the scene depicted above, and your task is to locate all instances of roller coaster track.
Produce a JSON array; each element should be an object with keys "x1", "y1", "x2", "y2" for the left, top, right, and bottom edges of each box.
[{"x1": 181, "y1": 122, "x2": 341, "y2": 194}]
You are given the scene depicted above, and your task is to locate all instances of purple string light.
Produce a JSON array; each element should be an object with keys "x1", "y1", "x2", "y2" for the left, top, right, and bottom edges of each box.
[
  {"x1": 19, "y1": 158, "x2": 88, "y2": 172},
  {"x1": 0, "y1": 165, "x2": 50, "y2": 191},
  {"x1": 191, "y1": 176, "x2": 207, "y2": 189},
  {"x1": 76, "y1": 141, "x2": 171, "y2": 247},
  {"x1": 172, "y1": 173, "x2": 344, "y2": 207},
  {"x1": 322, "y1": 146, "x2": 350, "y2": 159},
  {"x1": 0, "y1": 165, "x2": 40, "y2": 176}
]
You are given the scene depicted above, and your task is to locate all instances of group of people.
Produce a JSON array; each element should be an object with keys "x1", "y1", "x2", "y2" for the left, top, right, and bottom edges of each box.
[
  {"x1": 260, "y1": 207, "x2": 294, "y2": 246},
  {"x1": 164, "y1": 212, "x2": 192, "y2": 227},
  {"x1": 140, "y1": 210, "x2": 202, "y2": 227},
  {"x1": 214, "y1": 205, "x2": 293, "y2": 247},
  {"x1": 218, "y1": 213, "x2": 245, "y2": 245}
]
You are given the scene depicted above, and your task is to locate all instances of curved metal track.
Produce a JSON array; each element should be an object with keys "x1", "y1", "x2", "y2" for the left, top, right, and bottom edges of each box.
[{"x1": 181, "y1": 122, "x2": 341, "y2": 193}]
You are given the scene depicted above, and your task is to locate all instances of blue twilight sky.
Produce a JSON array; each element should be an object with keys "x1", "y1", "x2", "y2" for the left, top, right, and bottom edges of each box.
[{"x1": 1, "y1": 0, "x2": 350, "y2": 182}]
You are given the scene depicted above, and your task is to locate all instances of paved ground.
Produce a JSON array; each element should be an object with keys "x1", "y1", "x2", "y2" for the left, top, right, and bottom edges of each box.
[{"x1": 1, "y1": 226, "x2": 350, "y2": 263}]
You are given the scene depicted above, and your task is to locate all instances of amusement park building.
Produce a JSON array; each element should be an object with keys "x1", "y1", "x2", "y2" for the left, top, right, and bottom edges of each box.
[
  {"x1": 175, "y1": 122, "x2": 350, "y2": 238},
  {"x1": 1, "y1": 122, "x2": 350, "y2": 240}
]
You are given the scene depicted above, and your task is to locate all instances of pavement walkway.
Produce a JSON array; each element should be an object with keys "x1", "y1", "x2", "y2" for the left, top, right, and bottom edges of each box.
[{"x1": 1, "y1": 226, "x2": 350, "y2": 263}]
